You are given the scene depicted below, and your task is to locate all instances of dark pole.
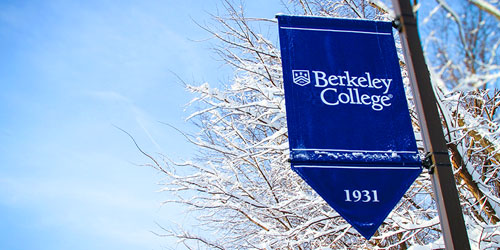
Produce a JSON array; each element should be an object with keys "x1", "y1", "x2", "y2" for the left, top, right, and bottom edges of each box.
[{"x1": 391, "y1": 0, "x2": 471, "y2": 249}]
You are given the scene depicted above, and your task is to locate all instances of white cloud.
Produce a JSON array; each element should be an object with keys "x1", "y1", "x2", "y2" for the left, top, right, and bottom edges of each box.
[{"x1": 86, "y1": 90, "x2": 164, "y2": 152}]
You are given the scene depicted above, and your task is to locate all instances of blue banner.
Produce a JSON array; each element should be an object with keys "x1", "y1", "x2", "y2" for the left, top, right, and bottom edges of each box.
[{"x1": 277, "y1": 15, "x2": 422, "y2": 239}]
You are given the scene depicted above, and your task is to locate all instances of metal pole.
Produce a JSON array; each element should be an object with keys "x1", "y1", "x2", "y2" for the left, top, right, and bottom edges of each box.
[{"x1": 391, "y1": 0, "x2": 471, "y2": 249}]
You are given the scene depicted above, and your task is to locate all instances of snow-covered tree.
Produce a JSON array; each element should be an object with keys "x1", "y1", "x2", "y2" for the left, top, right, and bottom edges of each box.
[{"x1": 148, "y1": 0, "x2": 500, "y2": 249}]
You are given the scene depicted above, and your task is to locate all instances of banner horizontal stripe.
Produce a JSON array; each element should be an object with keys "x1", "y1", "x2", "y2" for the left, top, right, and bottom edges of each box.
[
  {"x1": 280, "y1": 26, "x2": 392, "y2": 35},
  {"x1": 293, "y1": 165, "x2": 422, "y2": 170},
  {"x1": 292, "y1": 148, "x2": 418, "y2": 154}
]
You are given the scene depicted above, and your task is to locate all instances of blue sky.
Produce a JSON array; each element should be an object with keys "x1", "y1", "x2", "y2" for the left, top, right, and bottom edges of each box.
[{"x1": 0, "y1": 1, "x2": 283, "y2": 249}]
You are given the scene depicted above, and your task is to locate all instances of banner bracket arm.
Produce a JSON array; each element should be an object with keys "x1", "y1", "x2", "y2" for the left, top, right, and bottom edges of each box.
[
  {"x1": 422, "y1": 151, "x2": 450, "y2": 174},
  {"x1": 392, "y1": 16, "x2": 402, "y2": 31}
]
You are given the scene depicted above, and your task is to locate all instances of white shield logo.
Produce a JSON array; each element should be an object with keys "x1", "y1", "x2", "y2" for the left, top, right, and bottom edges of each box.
[{"x1": 292, "y1": 70, "x2": 311, "y2": 86}]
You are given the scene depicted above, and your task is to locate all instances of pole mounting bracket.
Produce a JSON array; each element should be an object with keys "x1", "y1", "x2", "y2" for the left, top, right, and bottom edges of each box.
[
  {"x1": 422, "y1": 152, "x2": 435, "y2": 174},
  {"x1": 422, "y1": 151, "x2": 450, "y2": 174},
  {"x1": 392, "y1": 16, "x2": 402, "y2": 32}
]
